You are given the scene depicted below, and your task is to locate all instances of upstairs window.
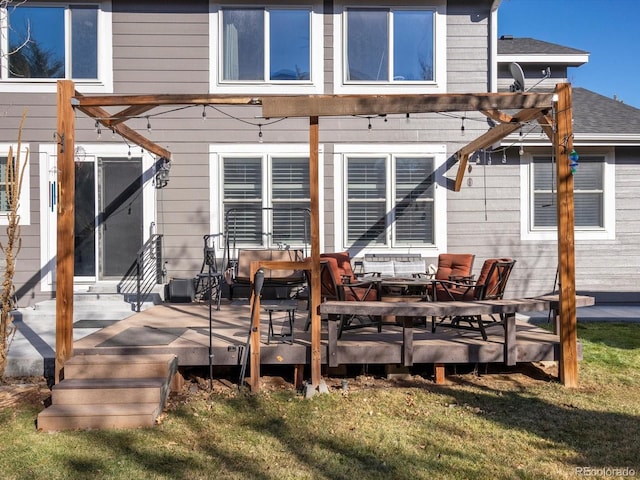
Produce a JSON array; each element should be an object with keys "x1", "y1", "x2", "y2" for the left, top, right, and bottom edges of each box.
[
  {"x1": 0, "y1": 2, "x2": 112, "y2": 92},
  {"x1": 345, "y1": 8, "x2": 433, "y2": 82},
  {"x1": 334, "y1": 1, "x2": 446, "y2": 94},
  {"x1": 210, "y1": 3, "x2": 323, "y2": 94},
  {"x1": 222, "y1": 8, "x2": 310, "y2": 82}
]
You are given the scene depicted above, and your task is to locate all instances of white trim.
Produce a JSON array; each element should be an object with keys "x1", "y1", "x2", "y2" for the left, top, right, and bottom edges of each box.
[
  {"x1": 333, "y1": 143, "x2": 447, "y2": 255},
  {"x1": 0, "y1": 143, "x2": 30, "y2": 225},
  {"x1": 208, "y1": 2, "x2": 324, "y2": 94},
  {"x1": 333, "y1": 0, "x2": 447, "y2": 94},
  {"x1": 209, "y1": 143, "x2": 324, "y2": 250},
  {"x1": 497, "y1": 53, "x2": 589, "y2": 66},
  {"x1": 505, "y1": 134, "x2": 640, "y2": 147},
  {"x1": 39, "y1": 143, "x2": 157, "y2": 291},
  {"x1": 0, "y1": 1, "x2": 113, "y2": 94},
  {"x1": 519, "y1": 148, "x2": 615, "y2": 241}
]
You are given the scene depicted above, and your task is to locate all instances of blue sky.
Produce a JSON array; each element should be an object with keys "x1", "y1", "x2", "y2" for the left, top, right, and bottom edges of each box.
[{"x1": 498, "y1": 0, "x2": 640, "y2": 109}]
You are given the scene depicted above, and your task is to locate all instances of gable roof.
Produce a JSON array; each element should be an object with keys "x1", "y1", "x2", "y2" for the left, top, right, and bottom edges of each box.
[
  {"x1": 572, "y1": 87, "x2": 640, "y2": 138},
  {"x1": 498, "y1": 36, "x2": 588, "y2": 56},
  {"x1": 497, "y1": 36, "x2": 589, "y2": 66}
]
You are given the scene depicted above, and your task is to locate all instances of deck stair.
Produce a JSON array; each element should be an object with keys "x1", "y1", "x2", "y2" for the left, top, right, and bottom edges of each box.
[{"x1": 37, "y1": 353, "x2": 178, "y2": 431}]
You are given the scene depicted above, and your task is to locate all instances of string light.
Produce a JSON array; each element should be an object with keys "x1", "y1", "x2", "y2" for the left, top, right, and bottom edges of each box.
[
  {"x1": 258, "y1": 124, "x2": 263, "y2": 143},
  {"x1": 519, "y1": 127, "x2": 524, "y2": 156},
  {"x1": 202, "y1": 105, "x2": 207, "y2": 121},
  {"x1": 460, "y1": 116, "x2": 465, "y2": 135},
  {"x1": 502, "y1": 150, "x2": 507, "y2": 164},
  {"x1": 405, "y1": 113, "x2": 411, "y2": 124},
  {"x1": 95, "y1": 120, "x2": 101, "y2": 140},
  {"x1": 146, "y1": 116, "x2": 152, "y2": 133},
  {"x1": 367, "y1": 117, "x2": 372, "y2": 132}
]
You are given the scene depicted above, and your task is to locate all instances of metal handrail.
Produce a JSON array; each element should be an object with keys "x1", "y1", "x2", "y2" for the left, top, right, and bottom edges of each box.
[{"x1": 118, "y1": 234, "x2": 165, "y2": 311}]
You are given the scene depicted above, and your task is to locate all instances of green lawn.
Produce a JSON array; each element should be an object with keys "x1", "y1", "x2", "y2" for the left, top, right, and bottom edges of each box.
[{"x1": 1, "y1": 322, "x2": 639, "y2": 480}]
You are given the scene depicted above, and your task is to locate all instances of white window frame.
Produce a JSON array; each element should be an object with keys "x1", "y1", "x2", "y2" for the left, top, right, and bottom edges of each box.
[
  {"x1": 209, "y1": 2, "x2": 324, "y2": 94},
  {"x1": 0, "y1": 143, "x2": 30, "y2": 225},
  {"x1": 333, "y1": 0, "x2": 446, "y2": 94},
  {"x1": 519, "y1": 148, "x2": 615, "y2": 241},
  {"x1": 39, "y1": 143, "x2": 157, "y2": 291},
  {"x1": 210, "y1": 143, "x2": 324, "y2": 249},
  {"x1": 333, "y1": 143, "x2": 447, "y2": 255},
  {"x1": 0, "y1": 1, "x2": 113, "y2": 93}
]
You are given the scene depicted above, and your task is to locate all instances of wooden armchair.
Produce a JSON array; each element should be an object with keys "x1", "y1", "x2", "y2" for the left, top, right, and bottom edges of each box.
[
  {"x1": 431, "y1": 258, "x2": 516, "y2": 340},
  {"x1": 319, "y1": 252, "x2": 380, "y2": 337}
]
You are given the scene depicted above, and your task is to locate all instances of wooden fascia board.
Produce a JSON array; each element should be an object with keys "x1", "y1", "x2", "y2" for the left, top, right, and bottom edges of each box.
[
  {"x1": 453, "y1": 107, "x2": 549, "y2": 191},
  {"x1": 261, "y1": 92, "x2": 553, "y2": 118},
  {"x1": 76, "y1": 104, "x2": 172, "y2": 159}
]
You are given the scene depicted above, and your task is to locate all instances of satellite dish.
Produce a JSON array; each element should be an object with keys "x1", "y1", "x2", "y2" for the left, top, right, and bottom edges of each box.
[{"x1": 509, "y1": 62, "x2": 526, "y2": 92}]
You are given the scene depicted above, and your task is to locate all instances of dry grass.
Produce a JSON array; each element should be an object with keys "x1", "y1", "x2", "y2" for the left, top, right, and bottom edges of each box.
[{"x1": 0, "y1": 322, "x2": 639, "y2": 480}]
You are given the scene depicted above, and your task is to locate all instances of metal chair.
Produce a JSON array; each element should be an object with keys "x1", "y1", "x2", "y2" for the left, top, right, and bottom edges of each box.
[
  {"x1": 195, "y1": 234, "x2": 223, "y2": 310},
  {"x1": 318, "y1": 253, "x2": 380, "y2": 337},
  {"x1": 431, "y1": 258, "x2": 516, "y2": 340}
]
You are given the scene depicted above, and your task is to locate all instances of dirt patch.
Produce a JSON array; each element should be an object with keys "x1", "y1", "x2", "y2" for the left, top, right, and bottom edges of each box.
[
  {"x1": 166, "y1": 361, "x2": 559, "y2": 410},
  {"x1": 0, "y1": 377, "x2": 50, "y2": 410}
]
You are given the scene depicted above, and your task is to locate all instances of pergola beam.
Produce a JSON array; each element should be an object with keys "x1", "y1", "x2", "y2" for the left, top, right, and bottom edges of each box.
[
  {"x1": 72, "y1": 94, "x2": 262, "y2": 107},
  {"x1": 453, "y1": 107, "x2": 549, "y2": 191},
  {"x1": 76, "y1": 104, "x2": 172, "y2": 159},
  {"x1": 108, "y1": 105, "x2": 158, "y2": 125},
  {"x1": 261, "y1": 92, "x2": 554, "y2": 118}
]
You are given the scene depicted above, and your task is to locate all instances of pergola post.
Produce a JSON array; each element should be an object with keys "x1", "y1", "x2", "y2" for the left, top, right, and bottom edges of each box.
[
  {"x1": 55, "y1": 80, "x2": 76, "y2": 383},
  {"x1": 554, "y1": 83, "x2": 578, "y2": 387},
  {"x1": 309, "y1": 116, "x2": 321, "y2": 387}
]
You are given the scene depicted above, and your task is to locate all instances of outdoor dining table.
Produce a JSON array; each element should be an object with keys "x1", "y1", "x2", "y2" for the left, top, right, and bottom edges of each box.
[{"x1": 373, "y1": 276, "x2": 437, "y2": 326}]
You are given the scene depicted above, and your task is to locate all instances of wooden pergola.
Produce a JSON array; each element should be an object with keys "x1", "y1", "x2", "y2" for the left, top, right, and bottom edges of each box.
[{"x1": 55, "y1": 80, "x2": 578, "y2": 389}]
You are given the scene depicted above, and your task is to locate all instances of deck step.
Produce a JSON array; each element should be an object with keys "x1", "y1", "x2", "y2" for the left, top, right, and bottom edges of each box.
[
  {"x1": 63, "y1": 354, "x2": 177, "y2": 379},
  {"x1": 37, "y1": 403, "x2": 160, "y2": 431},
  {"x1": 51, "y1": 377, "x2": 168, "y2": 405},
  {"x1": 37, "y1": 354, "x2": 178, "y2": 431}
]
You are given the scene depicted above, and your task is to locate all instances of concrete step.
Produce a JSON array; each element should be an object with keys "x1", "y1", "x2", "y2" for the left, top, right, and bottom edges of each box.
[
  {"x1": 37, "y1": 403, "x2": 161, "y2": 431},
  {"x1": 63, "y1": 354, "x2": 177, "y2": 380},
  {"x1": 51, "y1": 377, "x2": 169, "y2": 405}
]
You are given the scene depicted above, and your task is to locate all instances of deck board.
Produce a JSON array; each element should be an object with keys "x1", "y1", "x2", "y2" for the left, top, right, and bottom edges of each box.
[{"x1": 73, "y1": 299, "x2": 574, "y2": 370}]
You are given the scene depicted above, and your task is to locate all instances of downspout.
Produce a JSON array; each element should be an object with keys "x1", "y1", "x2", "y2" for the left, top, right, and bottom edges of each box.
[{"x1": 489, "y1": 0, "x2": 501, "y2": 92}]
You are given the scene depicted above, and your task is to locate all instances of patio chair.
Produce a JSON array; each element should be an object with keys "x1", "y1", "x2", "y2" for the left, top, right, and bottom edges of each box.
[
  {"x1": 318, "y1": 252, "x2": 380, "y2": 337},
  {"x1": 431, "y1": 258, "x2": 516, "y2": 340},
  {"x1": 194, "y1": 234, "x2": 223, "y2": 310},
  {"x1": 425, "y1": 253, "x2": 476, "y2": 301}
]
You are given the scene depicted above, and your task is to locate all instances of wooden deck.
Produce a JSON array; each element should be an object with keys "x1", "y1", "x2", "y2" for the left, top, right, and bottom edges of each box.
[{"x1": 73, "y1": 298, "x2": 576, "y2": 377}]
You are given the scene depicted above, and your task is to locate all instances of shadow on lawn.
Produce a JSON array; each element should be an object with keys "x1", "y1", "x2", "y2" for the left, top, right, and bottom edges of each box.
[
  {"x1": 432, "y1": 376, "x2": 640, "y2": 473},
  {"x1": 54, "y1": 374, "x2": 640, "y2": 480}
]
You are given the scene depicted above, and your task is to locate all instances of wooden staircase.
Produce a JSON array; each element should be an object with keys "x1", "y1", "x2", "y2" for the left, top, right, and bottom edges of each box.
[{"x1": 37, "y1": 354, "x2": 179, "y2": 431}]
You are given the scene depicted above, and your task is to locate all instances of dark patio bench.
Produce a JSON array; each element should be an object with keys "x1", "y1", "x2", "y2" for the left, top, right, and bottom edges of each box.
[{"x1": 319, "y1": 295, "x2": 595, "y2": 370}]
